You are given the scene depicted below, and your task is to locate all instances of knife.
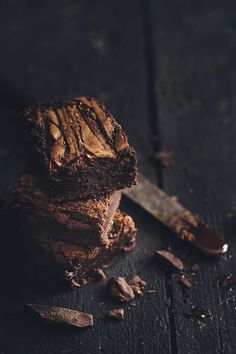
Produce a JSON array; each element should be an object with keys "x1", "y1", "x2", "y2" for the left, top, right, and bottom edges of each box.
[{"x1": 123, "y1": 174, "x2": 228, "y2": 256}]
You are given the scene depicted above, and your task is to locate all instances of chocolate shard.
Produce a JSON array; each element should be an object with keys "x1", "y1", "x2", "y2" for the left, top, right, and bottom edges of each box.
[
  {"x1": 155, "y1": 250, "x2": 184, "y2": 271},
  {"x1": 152, "y1": 150, "x2": 173, "y2": 167},
  {"x1": 94, "y1": 268, "x2": 106, "y2": 280},
  {"x1": 107, "y1": 308, "x2": 124, "y2": 320},
  {"x1": 218, "y1": 274, "x2": 236, "y2": 289},
  {"x1": 180, "y1": 274, "x2": 192, "y2": 288},
  {"x1": 188, "y1": 306, "x2": 212, "y2": 321},
  {"x1": 78, "y1": 278, "x2": 88, "y2": 286},
  {"x1": 191, "y1": 264, "x2": 200, "y2": 272},
  {"x1": 128, "y1": 275, "x2": 146, "y2": 296},
  {"x1": 27, "y1": 304, "x2": 93, "y2": 328},
  {"x1": 107, "y1": 277, "x2": 135, "y2": 302}
]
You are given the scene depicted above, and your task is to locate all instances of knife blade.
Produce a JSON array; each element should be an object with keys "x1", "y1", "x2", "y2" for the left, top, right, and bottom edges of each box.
[{"x1": 123, "y1": 174, "x2": 228, "y2": 256}]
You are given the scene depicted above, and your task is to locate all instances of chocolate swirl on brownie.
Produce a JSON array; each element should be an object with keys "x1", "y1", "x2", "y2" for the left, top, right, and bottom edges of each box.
[{"x1": 22, "y1": 97, "x2": 137, "y2": 199}]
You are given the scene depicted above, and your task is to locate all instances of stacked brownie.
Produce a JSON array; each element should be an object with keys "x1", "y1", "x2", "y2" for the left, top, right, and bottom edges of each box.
[{"x1": 10, "y1": 97, "x2": 138, "y2": 286}]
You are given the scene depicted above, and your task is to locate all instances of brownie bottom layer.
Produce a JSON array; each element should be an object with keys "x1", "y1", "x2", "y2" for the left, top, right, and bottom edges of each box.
[{"x1": 22, "y1": 210, "x2": 137, "y2": 287}]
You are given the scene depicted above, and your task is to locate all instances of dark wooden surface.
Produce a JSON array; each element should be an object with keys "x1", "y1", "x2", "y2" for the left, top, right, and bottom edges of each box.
[{"x1": 0, "y1": 1, "x2": 236, "y2": 353}]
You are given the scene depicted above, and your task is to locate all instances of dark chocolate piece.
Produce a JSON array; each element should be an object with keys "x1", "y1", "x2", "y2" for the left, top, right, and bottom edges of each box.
[
  {"x1": 218, "y1": 275, "x2": 236, "y2": 289},
  {"x1": 155, "y1": 250, "x2": 184, "y2": 271},
  {"x1": 191, "y1": 264, "x2": 200, "y2": 272},
  {"x1": 180, "y1": 274, "x2": 192, "y2": 288},
  {"x1": 107, "y1": 308, "x2": 124, "y2": 320},
  {"x1": 27, "y1": 304, "x2": 93, "y2": 328},
  {"x1": 11, "y1": 172, "x2": 121, "y2": 246},
  {"x1": 152, "y1": 150, "x2": 173, "y2": 167},
  {"x1": 128, "y1": 275, "x2": 146, "y2": 296},
  {"x1": 94, "y1": 268, "x2": 106, "y2": 280},
  {"x1": 21, "y1": 97, "x2": 137, "y2": 199},
  {"x1": 188, "y1": 306, "x2": 212, "y2": 321},
  {"x1": 147, "y1": 290, "x2": 157, "y2": 294},
  {"x1": 107, "y1": 277, "x2": 135, "y2": 302}
]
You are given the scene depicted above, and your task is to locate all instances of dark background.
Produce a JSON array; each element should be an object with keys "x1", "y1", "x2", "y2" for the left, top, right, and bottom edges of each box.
[{"x1": 0, "y1": 1, "x2": 236, "y2": 353}]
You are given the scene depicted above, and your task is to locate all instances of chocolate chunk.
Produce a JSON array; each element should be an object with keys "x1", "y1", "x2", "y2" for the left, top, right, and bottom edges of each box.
[
  {"x1": 128, "y1": 275, "x2": 146, "y2": 296},
  {"x1": 191, "y1": 264, "x2": 200, "y2": 272},
  {"x1": 152, "y1": 150, "x2": 173, "y2": 167},
  {"x1": 188, "y1": 306, "x2": 212, "y2": 321},
  {"x1": 21, "y1": 97, "x2": 137, "y2": 199},
  {"x1": 147, "y1": 289, "x2": 157, "y2": 294},
  {"x1": 78, "y1": 278, "x2": 88, "y2": 286},
  {"x1": 180, "y1": 274, "x2": 192, "y2": 288},
  {"x1": 129, "y1": 275, "x2": 146, "y2": 288},
  {"x1": 155, "y1": 250, "x2": 184, "y2": 271},
  {"x1": 94, "y1": 268, "x2": 106, "y2": 280},
  {"x1": 218, "y1": 274, "x2": 236, "y2": 289},
  {"x1": 27, "y1": 304, "x2": 93, "y2": 328},
  {"x1": 107, "y1": 308, "x2": 124, "y2": 320},
  {"x1": 107, "y1": 277, "x2": 135, "y2": 302}
]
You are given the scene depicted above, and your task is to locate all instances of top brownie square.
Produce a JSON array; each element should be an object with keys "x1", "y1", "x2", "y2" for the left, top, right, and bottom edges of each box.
[{"x1": 22, "y1": 97, "x2": 137, "y2": 199}]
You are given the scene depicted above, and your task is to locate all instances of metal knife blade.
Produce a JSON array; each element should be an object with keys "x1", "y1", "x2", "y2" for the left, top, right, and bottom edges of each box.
[{"x1": 123, "y1": 174, "x2": 228, "y2": 256}]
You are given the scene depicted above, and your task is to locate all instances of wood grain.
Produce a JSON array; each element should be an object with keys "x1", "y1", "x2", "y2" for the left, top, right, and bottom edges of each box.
[
  {"x1": 0, "y1": 1, "x2": 172, "y2": 353},
  {"x1": 150, "y1": 1, "x2": 236, "y2": 353},
  {"x1": 1, "y1": 0, "x2": 236, "y2": 353}
]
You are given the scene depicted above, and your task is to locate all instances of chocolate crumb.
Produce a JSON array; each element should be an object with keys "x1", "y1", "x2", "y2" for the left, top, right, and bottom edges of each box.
[
  {"x1": 107, "y1": 308, "x2": 124, "y2": 320},
  {"x1": 128, "y1": 275, "x2": 146, "y2": 296},
  {"x1": 188, "y1": 306, "x2": 212, "y2": 321},
  {"x1": 107, "y1": 277, "x2": 135, "y2": 302},
  {"x1": 218, "y1": 275, "x2": 236, "y2": 289},
  {"x1": 155, "y1": 250, "x2": 184, "y2": 271},
  {"x1": 129, "y1": 285, "x2": 143, "y2": 296},
  {"x1": 180, "y1": 274, "x2": 192, "y2": 288},
  {"x1": 94, "y1": 268, "x2": 106, "y2": 280},
  {"x1": 191, "y1": 264, "x2": 200, "y2": 272},
  {"x1": 152, "y1": 150, "x2": 173, "y2": 167},
  {"x1": 69, "y1": 279, "x2": 81, "y2": 288},
  {"x1": 27, "y1": 304, "x2": 93, "y2": 328},
  {"x1": 78, "y1": 278, "x2": 88, "y2": 286}
]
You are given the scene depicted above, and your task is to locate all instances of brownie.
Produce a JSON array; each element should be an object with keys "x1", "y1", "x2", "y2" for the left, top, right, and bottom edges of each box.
[
  {"x1": 22, "y1": 210, "x2": 137, "y2": 287},
  {"x1": 11, "y1": 172, "x2": 121, "y2": 246},
  {"x1": 22, "y1": 97, "x2": 137, "y2": 199}
]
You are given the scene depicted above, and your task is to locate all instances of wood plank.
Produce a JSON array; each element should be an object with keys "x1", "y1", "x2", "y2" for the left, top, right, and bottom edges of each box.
[
  {"x1": 150, "y1": 0, "x2": 236, "y2": 353},
  {"x1": 0, "y1": 1, "x2": 172, "y2": 353}
]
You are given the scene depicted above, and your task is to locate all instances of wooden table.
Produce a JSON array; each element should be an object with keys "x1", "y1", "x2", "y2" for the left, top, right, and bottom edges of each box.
[{"x1": 0, "y1": 1, "x2": 236, "y2": 353}]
